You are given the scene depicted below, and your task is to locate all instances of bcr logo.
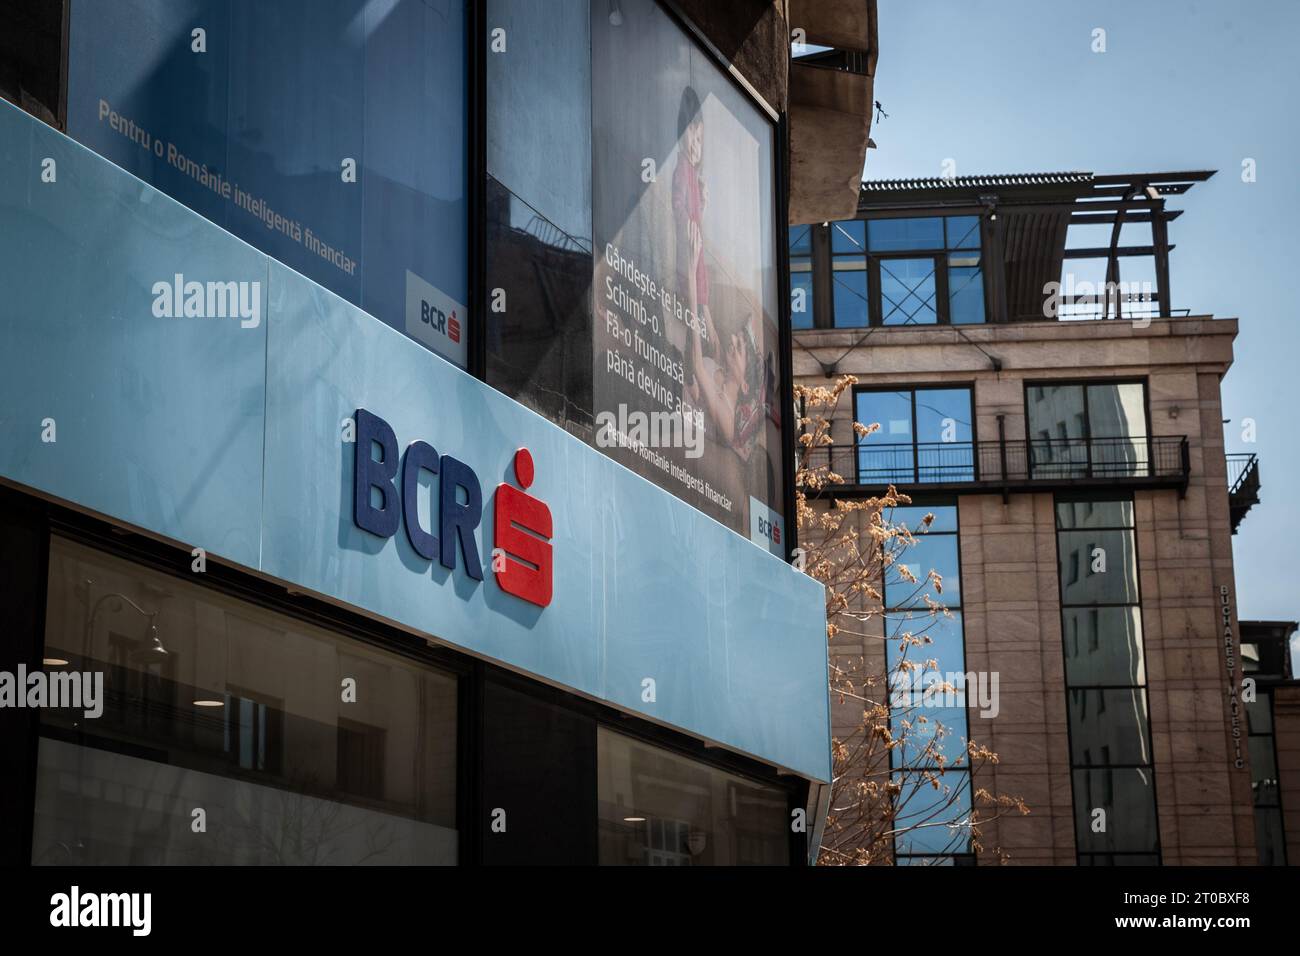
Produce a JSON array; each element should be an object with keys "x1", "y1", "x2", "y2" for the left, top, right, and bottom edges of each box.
[{"x1": 353, "y1": 408, "x2": 553, "y2": 608}]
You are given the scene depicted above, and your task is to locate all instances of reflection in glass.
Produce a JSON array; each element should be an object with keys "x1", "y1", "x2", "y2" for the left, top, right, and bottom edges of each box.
[
  {"x1": 832, "y1": 267, "x2": 869, "y2": 328},
  {"x1": 1068, "y1": 688, "x2": 1153, "y2": 766},
  {"x1": 67, "y1": 0, "x2": 468, "y2": 359},
  {"x1": 1055, "y1": 498, "x2": 1135, "y2": 530},
  {"x1": 1087, "y1": 383, "x2": 1149, "y2": 476},
  {"x1": 948, "y1": 261, "x2": 985, "y2": 325},
  {"x1": 33, "y1": 538, "x2": 458, "y2": 866},
  {"x1": 1245, "y1": 695, "x2": 1273, "y2": 734},
  {"x1": 893, "y1": 771, "x2": 972, "y2": 855},
  {"x1": 1057, "y1": 529, "x2": 1139, "y2": 606},
  {"x1": 789, "y1": 224, "x2": 813, "y2": 256},
  {"x1": 915, "y1": 387, "x2": 974, "y2": 480},
  {"x1": 1255, "y1": 807, "x2": 1287, "y2": 866},
  {"x1": 945, "y1": 216, "x2": 981, "y2": 249},
  {"x1": 885, "y1": 534, "x2": 962, "y2": 609},
  {"x1": 869, "y1": 217, "x2": 944, "y2": 252},
  {"x1": 596, "y1": 728, "x2": 788, "y2": 865},
  {"x1": 857, "y1": 389, "x2": 973, "y2": 483},
  {"x1": 891, "y1": 703, "x2": 970, "y2": 769},
  {"x1": 1061, "y1": 607, "x2": 1146, "y2": 685},
  {"x1": 830, "y1": 219, "x2": 865, "y2": 253},
  {"x1": 1057, "y1": 492, "x2": 1157, "y2": 863},
  {"x1": 1027, "y1": 384, "x2": 1087, "y2": 477},
  {"x1": 880, "y1": 258, "x2": 938, "y2": 325},
  {"x1": 1028, "y1": 383, "x2": 1150, "y2": 478},
  {"x1": 1072, "y1": 767, "x2": 1159, "y2": 854},
  {"x1": 857, "y1": 390, "x2": 913, "y2": 483},
  {"x1": 886, "y1": 503, "x2": 959, "y2": 535},
  {"x1": 485, "y1": 175, "x2": 594, "y2": 434},
  {"x1": 886, "y1": 611, "x2": 967, "y2": 674},
  {"x1": 1249, "y1": 736, "x2": 1279, "y2": 806}
]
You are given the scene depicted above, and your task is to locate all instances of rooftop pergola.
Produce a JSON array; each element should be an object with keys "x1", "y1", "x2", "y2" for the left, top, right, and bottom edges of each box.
[{"x1": 856, "y1": 170, "x2": 1216, "y2": 323}]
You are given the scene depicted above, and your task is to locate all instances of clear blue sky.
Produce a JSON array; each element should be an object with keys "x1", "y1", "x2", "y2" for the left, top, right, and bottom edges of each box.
[{"x1": 868, "y1": 0, "x2": 1300, "y2": 633}]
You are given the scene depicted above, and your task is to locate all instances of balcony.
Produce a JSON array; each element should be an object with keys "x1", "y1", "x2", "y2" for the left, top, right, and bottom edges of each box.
[
  {"x1": 1227, "y1": 453, "x2": 1261, "y2": 534},
  {"x1": 806, "y1": 436, "x2": 1190, "y2": 499}
]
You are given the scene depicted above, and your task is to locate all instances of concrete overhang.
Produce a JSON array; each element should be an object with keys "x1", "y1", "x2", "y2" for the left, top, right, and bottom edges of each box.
[{"x1": 788, "y1": 0, "x2": 877, "y2": 225}]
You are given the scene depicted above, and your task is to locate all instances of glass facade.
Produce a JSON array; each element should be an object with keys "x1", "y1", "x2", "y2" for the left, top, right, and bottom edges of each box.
[
  {"x1": 790, "y1": 224, "x2": 814, "y2": 330},
  {"x1": 1026, "y1": 381, "x2": 1149, "y2": 478},
  {"x1": 787, "y1": 215, "x2": 986, "y2": 327},
  {"x1": 830, "y1": 219, "x2": 869, "y2": 328},
  {"x1": 63, "y1": 0, "x2": 469, "y2": 366},
  {"x1": 855, "y1": 386, "x2": 974, "y2": 484},
  {"x1": 16, "y1": 530, "x2": 800, "y2": 866},
  {"x1": 883, "y1": 501, "x2": 974, "y2": 864},
  {"x1": 597, "y1": 728, "x2": 789, "y2": 865},
  {"x1": 486, "y1": 0, "x2": 594, "y2": 430},
  {"x1": 488, "y1": 0, "x2": 789, "y2": 550},
  {"x1": 1056, "y1": 496, "x2": 1160, "y2": 864},
  {"x1": 35, "y1": 537, "x2": 459, "y2": 865}
]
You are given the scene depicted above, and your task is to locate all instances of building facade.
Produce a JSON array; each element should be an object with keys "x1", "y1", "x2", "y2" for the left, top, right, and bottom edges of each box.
[
  {"x1": 793, "y1": 171, "x2": 1284, "y2": 864},
  {"x1": 0, "y1": 0, "x2": 880, "y2": 866}
]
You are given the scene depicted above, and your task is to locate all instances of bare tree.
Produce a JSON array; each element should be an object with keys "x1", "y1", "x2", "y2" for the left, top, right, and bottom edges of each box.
[{"x1": 795, "y1": 375, "x2": 1028, "y2": 865}]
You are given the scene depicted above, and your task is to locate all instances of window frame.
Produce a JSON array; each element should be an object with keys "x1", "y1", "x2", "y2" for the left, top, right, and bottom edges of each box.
[
  {"x1": 800, "y1": 213, "x2": 992, "y2": 328},
  {"x1": 1052, "y1": 492, "x2": 1163, "y2": 864},
  {"x1": 878, "y1": 496, "x2": 975, "y2": 864},
  {"x1": 1023, "y1": 377, "x2": 1154, "y2": 480},
  {"x1": 853, "y1": 383, "x2": 979, "y2": 485}
]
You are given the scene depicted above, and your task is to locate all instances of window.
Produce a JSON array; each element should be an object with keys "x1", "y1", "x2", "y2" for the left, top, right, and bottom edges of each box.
[
  {"x1": 815, "y1": 215, "x2": 986, "y2": 327},
  {"x1": 880, "y1": 258, "x2": 938, "y2": 325},
  {"x1": 882, "y1": 501, "x2": 974, "y2": 864},
  {"x1": 789, "y1": 224, "x2": 814, "y2": 330},
  {"x1": 1242, "y1": 641, "x2": 1288, "y2": 865},
  {"x1": 33, "y1": 537, "x2": 459, "y2": 866},
  {"x1": 793, "y1": 215, "x2": 986, "y2": 328},
  {"x1": 1055, "y1": 496, "x2": 1160, "y2": 863},
  {"x1": 486, "y1": 0, "x2": 594, "y2": 424},
  {"x1": 596, "y1": 727, "x2": 789, "y2": 865},
  {"x1": 830, "y1": 220, "x2": 869, "y2": 328},
  {"x1": 1026, "y1": 381, "x2": 1149, "y2": 478},
  {"x1": 856, "y1": 386, "x2": 974, "y2": 484}
]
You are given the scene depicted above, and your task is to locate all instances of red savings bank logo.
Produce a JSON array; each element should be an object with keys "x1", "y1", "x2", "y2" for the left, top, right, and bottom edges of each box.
[
  {"x1": 352, "y1": 408, "x2": 552, "y2": 608},
  {"x1": 419, "y1": 299, "x2": 461, "y2": 344}
]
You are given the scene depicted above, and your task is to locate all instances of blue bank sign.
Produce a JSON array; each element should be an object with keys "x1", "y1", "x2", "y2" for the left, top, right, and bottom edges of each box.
[{"x1": 0, "y1": 98, "x2": 831, "y2": 782}]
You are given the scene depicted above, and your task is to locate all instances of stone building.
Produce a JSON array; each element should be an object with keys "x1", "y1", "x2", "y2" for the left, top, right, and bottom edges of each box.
[{"x1": 792, "y1": 170, "x2": 1277, "y2": 864}]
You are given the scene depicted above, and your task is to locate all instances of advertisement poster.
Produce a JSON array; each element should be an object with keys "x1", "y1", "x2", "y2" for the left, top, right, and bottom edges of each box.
[{"x1": 591, "y1": 0, "x2": 785, "y2": 553}]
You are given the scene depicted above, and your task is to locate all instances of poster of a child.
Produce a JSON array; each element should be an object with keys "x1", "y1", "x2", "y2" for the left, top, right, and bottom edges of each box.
[
  {"x1": 673, "y1": 85, "x2": 764, "y2": 476},
  {"x1": 592, "y1": 0, "x2": 784, "y2": 543}
]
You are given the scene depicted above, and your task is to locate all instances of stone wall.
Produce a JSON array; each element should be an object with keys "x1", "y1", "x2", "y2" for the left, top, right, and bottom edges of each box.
[{"x1": 795, "y1": 316, "x2": 1256, "y2": 863}]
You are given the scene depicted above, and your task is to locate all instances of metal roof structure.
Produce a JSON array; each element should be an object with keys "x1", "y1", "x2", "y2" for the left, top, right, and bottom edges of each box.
[
  {"x1": 855, "y1": 170, "x2": 1216, "y2": 322},
  {"x1": 861, "y1": 171, "x2": 1093, "y2": 193}
]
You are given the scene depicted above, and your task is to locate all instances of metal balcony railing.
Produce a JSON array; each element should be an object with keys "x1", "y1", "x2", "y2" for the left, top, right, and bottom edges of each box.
[
  {"x1": 804, "y1": 436, "x2": 1191, "y2": 496},
  {"x1": 1226, "y1": 453, "x2": 1260, "y2": 534}
]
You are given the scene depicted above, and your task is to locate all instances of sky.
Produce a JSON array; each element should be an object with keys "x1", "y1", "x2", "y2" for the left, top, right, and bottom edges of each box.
[{"x1": 867, "y1": 0, "x2": 1300, "y2": 635}]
